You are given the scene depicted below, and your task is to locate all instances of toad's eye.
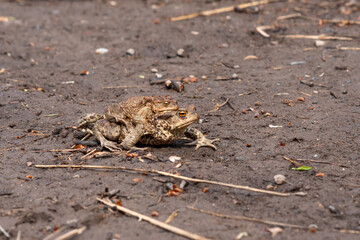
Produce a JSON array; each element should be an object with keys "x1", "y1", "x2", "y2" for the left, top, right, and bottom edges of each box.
[
  {"x1": 163, "y1": 101, "x2": 170, "y2": 106},
  {"x1": 177, "y1": 110, "x2": 187, "y2": 118}
]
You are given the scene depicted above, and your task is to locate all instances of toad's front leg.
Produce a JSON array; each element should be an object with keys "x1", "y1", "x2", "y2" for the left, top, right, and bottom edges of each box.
[{"x1": 183, "y1": 127, "x2": 220, "y2": 150}]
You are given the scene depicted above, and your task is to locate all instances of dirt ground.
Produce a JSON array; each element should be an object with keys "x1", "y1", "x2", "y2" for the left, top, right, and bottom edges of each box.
[{"x1": 1, "y1": 0, "x2": 360, "y2": 239}]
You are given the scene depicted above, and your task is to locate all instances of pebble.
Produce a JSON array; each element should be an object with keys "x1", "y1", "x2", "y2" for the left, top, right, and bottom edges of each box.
[
  {"x1": 151, "y1": 68, "x2": 158, "y2": 73},
  {"x1": 190, "y1": 31, "x2": 199, "y2": 35},
  {"x1": 233, "y1": 65, "x2": 240, "y2": 69},
  {"x1": 274, "y1": 174, "x2": 286, "y2": 185},
  {"x1": 95, "y1": 48, "x2": 108, "y2": 55},
  {"x1": 176, "y1": 48, "x2": 185, "y2": 57},
  {"x1": 315, "y1": 40, "x2": 325, "y2": 47},
  {"x1": 169, "y1": 156, "x2": 181, "y2": 162},
  {"x1": 328, "y1": 205, "x2": 340, "y2": 214},
  {"x1": 201, "y1": 75, "x2": 207, "y2": 80},
  {"x1": 179, "y1": 180, "x2": 188, "y2": 190},
  {"x1": 155, "y1": 73, "x2": 163, "y2": 79},
  {"x1": 126, "y1": 48, "x2": 135, "y2": 56},
  {"x1": 166, "y1": 182, "x2": 174, "y2": 190}
]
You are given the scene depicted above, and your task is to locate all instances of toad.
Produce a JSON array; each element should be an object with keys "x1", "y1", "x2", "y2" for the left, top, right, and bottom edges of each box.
[
  {"x1": 77, "y1": 96, "x2": 179, "y2": 151},
  {"x1": 78, "y1": 105, "x2": 219, "y2": 151}
]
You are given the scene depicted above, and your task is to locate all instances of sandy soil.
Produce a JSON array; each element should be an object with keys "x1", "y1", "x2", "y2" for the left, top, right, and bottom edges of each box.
[{"x1": 1, "y1": 0, "x2": 360, "y2": 239}]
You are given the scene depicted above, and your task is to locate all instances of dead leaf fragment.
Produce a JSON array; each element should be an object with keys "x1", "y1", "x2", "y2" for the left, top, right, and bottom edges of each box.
[
  {"x1": 202, "y1": 187, "x2": 209, "y2": 193},
  {"x1": 132, "y1": 178, "x2": 143, "y2": 183},
  {"x1": 165, "y1": 210, "x2": 178, "y2": 224},
  {"x1": 0, "y1": 16, "x2": 9, "y2": 22},
  {"x1": 182, "y1": 76, "x2": 197, "y2": 83},
  {"x1": 26, "y1": 175, "x2": 34, "y2": 179},
  {"x1": 75, "y1": 144, "x2": 86, "y2": 150},
  {"x1": 80, "y1": 70, "x2": 89, "y2": 76},
  {"x1": 297, "y1": 97, "x2": 305, "y2": 102},
  {"x1": 267, "y1": 227, "x2": 283, "y2": 237},
  {"x1": 126, "y1": 152, "x2": 138, "y2": 158},
  {"x1": 151, "y1": 211, "x2": 159, "y2": 217}
]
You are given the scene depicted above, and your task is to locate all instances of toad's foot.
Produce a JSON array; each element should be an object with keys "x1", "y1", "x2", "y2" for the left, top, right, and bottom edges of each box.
[
  {"x1": 184, "y1": 128, "x2": 220, "y2": 150},
  {"x1": 100, "y1": 138, "x2": 123, "y2": 152}
]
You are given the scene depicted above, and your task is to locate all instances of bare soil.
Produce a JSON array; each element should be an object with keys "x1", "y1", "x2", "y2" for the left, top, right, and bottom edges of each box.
[{"x1": 1, "y1": 0, "x2": 360, "y2": 239}]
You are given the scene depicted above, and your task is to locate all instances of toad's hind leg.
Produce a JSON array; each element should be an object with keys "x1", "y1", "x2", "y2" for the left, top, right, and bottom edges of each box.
[
  {"x1": 120, "y1": 124, "x2": 148, "y2": 151},
  {"x1": 183, "y1": 127, "x2": 220, "y2": 150},
  {"x1": 93, "y1": 120, "x2": 122, "y2": 152}
]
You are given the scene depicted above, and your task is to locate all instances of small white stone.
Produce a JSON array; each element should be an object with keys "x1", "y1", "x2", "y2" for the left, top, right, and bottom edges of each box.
[
  {"x1": 155, "y1": 73, "x2": 163, "y2": 79},
  {"x1": 274, "y1": 174, "x2": 286, "y2": 185},
  {"x1": 151, "y1": 68, "x2": 158, "y2": 73},
  {"x1": 190, "y1": 31, "x2": 199, "y2": 35},
  {"x1": 169, "y1": 156, "x2": 181, "y2": 163},
  {"x1": 177, "y1": 48, "x2": 185, "y2": 57},
  {"x1": 95, "y1": 48, "x2": 108, "y2": 54},
  {"x1": 315, "y1": 40, "x2": 325, "y2": 47},
  {"x1": 126, "y1": 48, "x2": 135, "y2": 56}
]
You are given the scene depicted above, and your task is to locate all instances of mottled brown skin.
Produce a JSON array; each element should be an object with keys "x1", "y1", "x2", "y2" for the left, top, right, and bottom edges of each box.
[
  {"x1": 79, "y1": 105, "x2": 219, "y2": 151},
  {"x1": 105, "y1": 96, "x2": 178, "y2": 127}
]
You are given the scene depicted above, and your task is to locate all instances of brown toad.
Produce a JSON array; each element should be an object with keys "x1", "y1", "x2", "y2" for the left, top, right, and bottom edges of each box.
[
  {"x1": 79, "y1": 105, "x2": 219, "y2": 151},
  {"x1": 77, "y1": 96, "x2": 179, "y2": 151}
]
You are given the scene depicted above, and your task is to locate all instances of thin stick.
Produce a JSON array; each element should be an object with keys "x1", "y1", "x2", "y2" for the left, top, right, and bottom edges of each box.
[
  {"x1": 282, "y1": 156, "x2": 302, "y2": 167},
  {"x1": 302, "y1": 16, "x2": 360, "y2": 26},
  {"x1": 0, "y1": 135, "x2": 50, "y2": 152},
  {"x1": 276, "y1": 34, "x2": 353, "y2": 41},
  {"x1": 276, "y1": 13, "x2": 302, "y2": 20},
  {"x1": 35, "y1": 164, "x2": 292, "y2": 197},
  {"x1": 295, "y1": 158, "x2": 350, "y2": 168},
  {"x1": 0, "y1": 225, "x2": 10, "y2": 238},
  {"x1": 97, "y1": 198, "x2": 211, "y2": 240},
  {"x1": 16, "y1": 231, "x2": 21, "y2": 240},
  {"x1": 54, "y1": 227, "x2": 86, "y2": 240},
  {"x1": 188, "y1": 206, "x2": 309, "y2": 230},
  {"x1": 256, "y1": 26, "x2": 273, "y2": 37},
  {"x1": 102, "y1": 85, "x2": 142, "y2": 89},
  {"x1": 170, "y1": 0, "x2": 272, "y2": 22},
  {"x1": 338, "y1": 47, "x2": 360, "y2": 51},
  {"x1": 43, "y1": 227, "x2": 67, "y2": 240}
]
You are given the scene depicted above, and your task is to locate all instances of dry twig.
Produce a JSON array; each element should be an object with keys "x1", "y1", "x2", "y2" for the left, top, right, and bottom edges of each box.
[
  {"x1": 165, "y1": 210, "x2": 179, "y2": 224},
  {"x1": 256, "y1": 25, "x2": 273, "y2": 38},
  {"x1": 0, "y1": 135, "x2": 50, "y2": 152},
  {"x1": 209, "y1": 98, "x2": 229, "y2": 112},
  {"x1": 282, "y1": 156, "x2": 302, "y2": 167},
  {"x1": 338, "y1": 47, "x2": 360, "y2": 51},
  {"x1": 188, "y1": 206, "x2": 308, "y2": 230},
  {"x1": 102, "y1": 85, "x2": 142, "y2": 89},
  {"x1": 97, "y1": 198, "x2": 210, "y2": 240},
  {"x1": 35, "y1": 164, "x2": 293, "y2": 197},
  {"x1": 276, "y1": 34, "x2": 353, "y2": 41},
  {"x1": 170, "y1": 0, "x2": 273, "y2": 21},
  {"x1": 53, "y1": 227, "x2": 86, "y2": 240},
  {"x1": 295, "y1": 158, "x2": 350, "y2": 168}
]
